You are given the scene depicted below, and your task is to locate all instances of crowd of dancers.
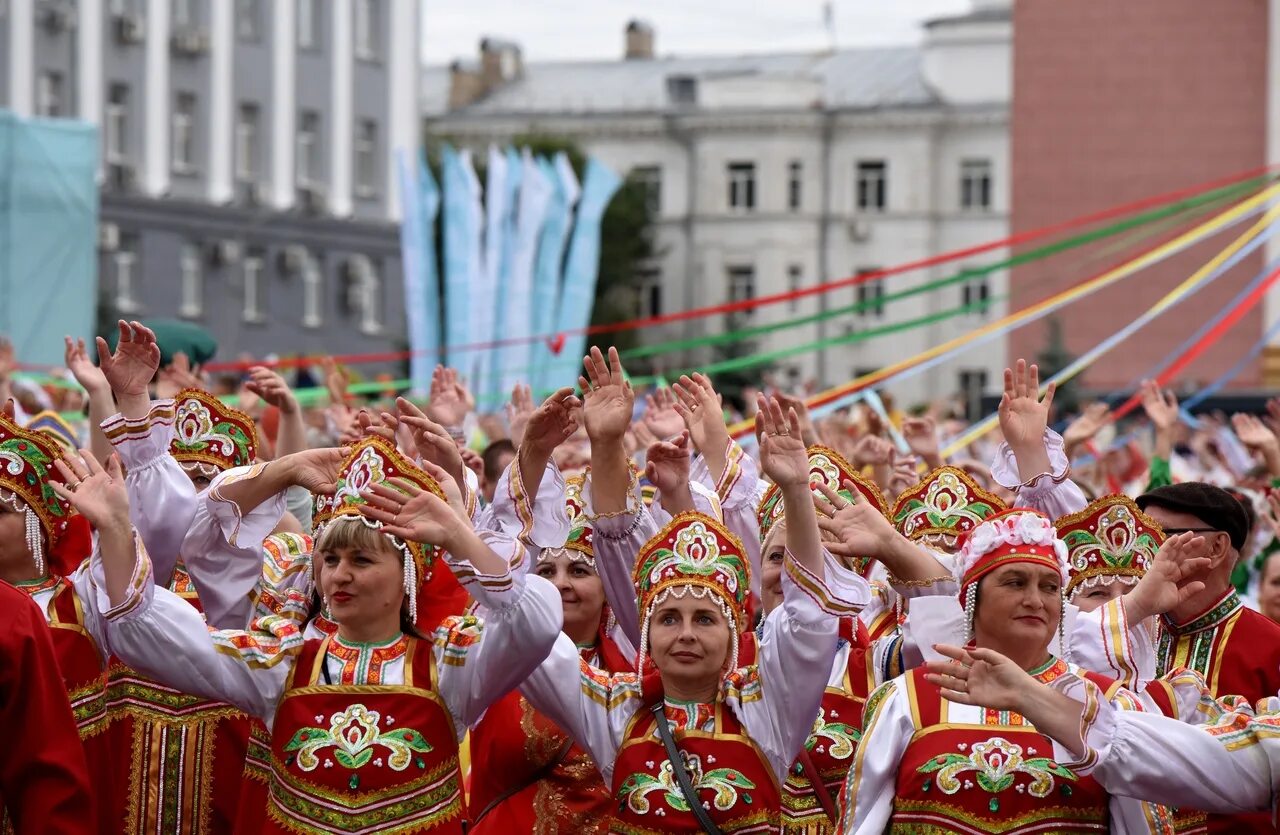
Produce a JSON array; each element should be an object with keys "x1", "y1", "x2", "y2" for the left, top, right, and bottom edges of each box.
[{"x1": 4, "y1": 321, "x2": 1280, "y2": 834}]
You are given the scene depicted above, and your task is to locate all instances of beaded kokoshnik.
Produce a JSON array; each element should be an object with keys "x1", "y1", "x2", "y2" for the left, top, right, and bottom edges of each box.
[{"x1": 0, "y1": 411, "x2": 73, "y2": 579}]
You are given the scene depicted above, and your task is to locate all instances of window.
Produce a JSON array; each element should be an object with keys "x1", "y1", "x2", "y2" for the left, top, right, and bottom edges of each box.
[
  {"x1": 727, "y1": 162, "x2": 756, "y2": 212},
  {"x1": 961, "y1": 158, "x2": 992, "y2": 210},
  {"x1": 110, "y1": 0, "x2": 140, "y2": 15},
  {"x1": 355, "y1": 0, "x2": 379, "y2": 60},
  {"x1": 787, "y1": 264, "x2": 803, "y2": 312},
  {"x1": 236, "y1": 0, "x2": 260, "y2": 40},
  {"x1": 301, "y1": 255, "x2": 323, "y2": 327},
  {"x1": 297, "y1": 111, "x2": 319, "y2": 186},
  {"x1": 114, "y1": 249, "x2": 140, "y2": 313},
  {"x1": 235, "y1": 103, "x2": 259, "y2": 182},
  {"x1": 242, "y1": 252, "x2": 265, "y2": 323},
  {"x1": 961, "y1": 275, "x2": 990, "y2": 315},
  {"x1": 172, "y1": 92, "x2": 196, "y2": 174},
  {"x1": 354, "y1": 119, "x2": 377, "y2": 198},
  {"x1": 855, "y1": 269, "x2": 885, "y2": 318},
  {"x1": 171, "y1": 0, "x2": 193, "y2": 27},
  {"x1": 727, "y1": 265, "x2": 756, "y2": 328},
  {"x1": 105, "y1": 84, "x2": 128, "y2": 163},
  {"x1": 36, "y1": 71, "x2": 63, "y2": 118},
  {"x1": 958, "y1": 369, "x2": 989, "y2": 419},
  {"x1": 348, "y1": 257, "x2": 381, "y2": 334},
  {"x1": 179, "y1": 243, "x2": 203, "y2": 318},
  {"x1": 787, "y1": 160, "x2": 802, "y2": 211},
  {"x1": 297, "y1": 0, "x2": 317, "y2": 48},
  {"x1": 630, "y1": 166, "x2": 661, "y2": 216},
  {"x1": 637, "y1": 268, "x2": 662, "y2": 317},
  {"x1": 667, "y1": 75, "x2": 697, "y2": 105},
  {"x1": 856, "y1": 160, "x2": 887, "y2": 212}
]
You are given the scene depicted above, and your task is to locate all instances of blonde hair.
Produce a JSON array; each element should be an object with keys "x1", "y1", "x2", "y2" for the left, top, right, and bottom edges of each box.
[{"x1": 315, "y1": 517, "x2": 399, "y2": 559}]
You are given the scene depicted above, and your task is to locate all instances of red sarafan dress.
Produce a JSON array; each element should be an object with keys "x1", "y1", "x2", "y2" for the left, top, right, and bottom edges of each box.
[
  {"x1": 265, "y1": 635, "x2": 466, "y2": 834},
  {"x1": 842, "y1": 660, "x2": 1174, "y2": 834},
  {"x1": 468, "y1": 634, "x2": 633, "y2": 834},
  {"x1": 102, "y1": 565, "x2": 250, "y2": 835}
]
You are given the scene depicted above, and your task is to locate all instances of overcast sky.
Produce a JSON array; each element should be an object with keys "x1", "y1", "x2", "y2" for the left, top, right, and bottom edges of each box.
[{"x1": 421, "y1": 0, "x2": 974, "y2": 64}]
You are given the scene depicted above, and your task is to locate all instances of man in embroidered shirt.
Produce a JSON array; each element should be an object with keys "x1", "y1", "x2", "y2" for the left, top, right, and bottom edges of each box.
[{"x1": 1137, "y1": 482, "x2": 1280, "y2": 834}]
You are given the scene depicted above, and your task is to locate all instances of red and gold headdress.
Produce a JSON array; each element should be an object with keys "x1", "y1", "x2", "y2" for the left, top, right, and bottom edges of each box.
[
  {"x1": 634, "y1": 512, "x2": 751, "y2": 673},
  {"x1": 559, "y1": 472, "x2": 594, "y2": 563},
  {"x1": 170, "y1": 389, "x2": 259, "y2": 474},
  {"x1": 892, "y1": 466, "x2": 1007, "y2": 554},
  {"x1": 1054, "y1": 495, "x2": 1163, "y2": 599},
  {"x1": 312, "y1": 437, "x2": 447, "y2": 622},
  {"x1": 757, "y1": 445, "x2": 886, "y2": 576},
  {"x1": 0, "y1": 411, "x2": 72, "y2": 576},
  {"x1": 954, "y1": 508, "x2": 1069, "y2": 643}
]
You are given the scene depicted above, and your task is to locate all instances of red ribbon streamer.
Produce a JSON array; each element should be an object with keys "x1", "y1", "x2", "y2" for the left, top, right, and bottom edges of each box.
[
  {"x1": 1110, "y1": 263, "x2": 1280, "y2": 420},
  {"x1": 200, "y1": 164, "x2": 1279, "y2": 373}
]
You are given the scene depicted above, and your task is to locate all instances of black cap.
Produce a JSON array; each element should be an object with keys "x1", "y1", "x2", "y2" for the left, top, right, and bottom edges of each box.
[{"x1": 1136, "y1": 482, "x2": 1250, "y2": 551}]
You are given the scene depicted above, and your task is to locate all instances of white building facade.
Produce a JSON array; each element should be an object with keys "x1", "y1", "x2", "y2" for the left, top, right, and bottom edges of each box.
[{"x1": 423, "y1": 3, "x2": 1012, "y2": 408}]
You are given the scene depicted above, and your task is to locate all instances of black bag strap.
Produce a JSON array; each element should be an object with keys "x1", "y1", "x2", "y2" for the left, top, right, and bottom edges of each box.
[
  {"x1": 650, "y1": 703, "x2": 724, "y2": 835},
  {"x1": 472, "y1": 736, "x2": 574, "y2": 825}
]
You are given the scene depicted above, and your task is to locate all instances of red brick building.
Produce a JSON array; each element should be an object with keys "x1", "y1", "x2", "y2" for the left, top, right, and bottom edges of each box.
[{"x1": 1010, "y1": 0, "x2": 1273, "y2": 391}]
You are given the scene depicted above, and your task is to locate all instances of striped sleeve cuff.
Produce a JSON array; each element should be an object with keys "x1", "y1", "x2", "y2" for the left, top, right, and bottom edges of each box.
[{"x1": 100, "y1": 400, "x2": 177, "y2": 470}]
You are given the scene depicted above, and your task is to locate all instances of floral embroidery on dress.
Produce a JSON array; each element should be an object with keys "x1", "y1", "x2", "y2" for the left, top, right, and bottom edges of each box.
[
  {"x1": 917, "y1": 737, "x2": 1077, "y2": 798},
  {"x1": 284, "y1": 704, "x2": 432, "y2": 772},
  {"x1": 618, "y1": 752, "x2": 756, "y2": 815},
  {"x1": 805, "y1": 706, "x2": 861, "y2": 760}
]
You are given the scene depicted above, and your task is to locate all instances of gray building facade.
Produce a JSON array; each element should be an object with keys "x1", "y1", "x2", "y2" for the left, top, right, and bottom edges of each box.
[{"x1": 2, "y1": 0, "x2": 421, "y2": 364}]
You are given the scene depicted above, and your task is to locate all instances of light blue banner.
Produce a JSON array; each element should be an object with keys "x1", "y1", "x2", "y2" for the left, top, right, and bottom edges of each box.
[
  {"x1": 552, "y1": 157, "x2": 622, "y2": 387},
  {"x1": 395, "y1": 149, "x2": 435, "y2": 396},
  {"x1": 0, "y1": 111, "x2": 97, "y2": 367},
  {"x1": 498, "y1": 149, "x2": 553, "y2": 400},
  {"x1": 531, "y1": 153, "x2": 580, "y2": 394},
  {"x1": 440, "y1": 144, "x2": 473, "y2": 371}
]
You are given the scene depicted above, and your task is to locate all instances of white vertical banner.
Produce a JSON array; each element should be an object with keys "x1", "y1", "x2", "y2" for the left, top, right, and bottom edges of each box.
[
  {"x1": 531, "y1": 153, "x2": 581, "y2": 394},
  {"x1": 499, "y1": 149, "x2": 553, "y2": 399},
  {"x1": 462, "y1": 149, "x2": 486, "y2": 385}
]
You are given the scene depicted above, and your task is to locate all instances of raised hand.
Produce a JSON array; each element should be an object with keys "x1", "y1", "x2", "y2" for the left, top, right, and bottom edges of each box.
[
  {"x1": 815, "y1": 480, "x2": 914, "y2": 565},
  {"x1": 672, "y1": 373, "x2": 727, "y2": 452},
  {"x1": 246, "y1": 366, "x2": 300, "y2": 414},
  {"x1": 644, "y1": 430, "x2": 692, "y2": 496},
  {"x1": 773, "y1": 392, "x2": 818, "y2": 448},
  {"x1": 579, "y1": 346, "x2": 634, "y2": 444},
  {"x1": 1123, "y1": 531, "x2": 1211, "y2": 623},
  {"x1": 887, "y1": 453, "x2": 921, "y2": 497},
  {"x1": 521, "y1": 387, "x2": 581, "y2": 456},
  {"x1": 51, "y1": 451, "x2": 131, "y2": 531},
  {"x1": 756, "y1": 395, "x2": 808, "y2": 488},
  {"x1": 64, "y1": 336, "x2": 109, "y2": 395},
  {"x1": 0, "y1": 337, "x2": 13, "y2": 383},
  {"x1": 320, "y1": 356, "x2": 350, "y2": 412},
  {"x1": 642, "y1": 386, "x2": 685, "y2": 440},
  {"x1": 506, "y1": 382, "x2": 535, "y2": 446},
  {"x1": 426, "y1": 365, "x2": 474, "y2": 428},
  {"x1": 1139, "y1": 380, "x2": 1179, "y2": 431},
  {"x1": 850, "y1": 434, "x2": 893, "y2": 468},
  {"x1": 279, "y1": 447, "x2": 345, "y2": 496},
  {"x1": 923, "y1": 645, "x2": 1032, "y2": 711},
  {"x1": 157, "y1": 351, "x2": 205, "y2": 399},
  {"x1": 358, "y1": 475, "x2": 467, "y2": 548},
  {"x1": 394, "y1": 397, "x2": 465, "y2": 488},
  {"x1": 902, "y1": 416, "x2": 942, "y2": 469},
  {"x1": 998, "y1": 359, "x2": 1055, "y2": 452},
  {"x1": 96, "y1": 320, "x2": 161, "y2": 406},
  {"x1": 1062, "y1": 402, "x2": 1111, "y2": 454}
]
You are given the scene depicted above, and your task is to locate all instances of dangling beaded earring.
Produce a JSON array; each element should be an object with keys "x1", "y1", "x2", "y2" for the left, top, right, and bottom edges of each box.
[
  {"x1": 25, "y1": 508, "x2": 44, "y2": 578},
  {"x1": 1057, "y1": 592, "x2": 1067, "y2": 657},
  {"x1": 963, "y1": 584, "x2": 977, "y2": 644},
  {"x1": 403, "y1": 553, "x2": 418, "y2": 626}
]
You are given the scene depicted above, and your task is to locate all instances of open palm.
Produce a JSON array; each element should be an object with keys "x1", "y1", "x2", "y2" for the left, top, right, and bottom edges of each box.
[
  {"x1": 97, "y1": 321, "x2": 160, "y2": 399},
  {"x1": 580, "y1": 346, "x2": 634, "y2": 443},
  {"x1": 757, "y1": 395, "x2": 808, "y2": 488}
]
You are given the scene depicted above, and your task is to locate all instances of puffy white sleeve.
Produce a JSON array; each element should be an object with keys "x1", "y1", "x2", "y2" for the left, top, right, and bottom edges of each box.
[
  {"x1": 747, "y1": 548, "x2": 860, "y2": 781},
  {"x1": 519, "y1": 633, "x2": 646, "y2": 785},
  {"x1": 477, "y1": 457, "x2": 570, "y2": 552},
  {"x1": 990, "y1": 429, "x2": 1088, "y2": 518},
  {"x1": 102, "y1": 402, "x2": 195, "y2": 587},
  {"x1": 693, "y1": 441, "x2": 764, "y2": 599},
  {"x1": 92, "y1": 535, "x2": 296, "y2": 727},
  {"x1": 1052, "y1": 678, "x2": 1275, "y2": 816},
  {"x1": 838, "y1": 678, "x2": 914, "y2": 834},
  {"x1": 590, "y1": 486, "x2": 661, "y2": 651},
  {"x1": 1066, "y1": 597, "x2": 1158, "y2": 689},
  {"x1": 181, "y1": 463, "x2": 290, "y2": 629},
  {"x1": 430, "y1": 544, "x2": 564, "y2": 737}
]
